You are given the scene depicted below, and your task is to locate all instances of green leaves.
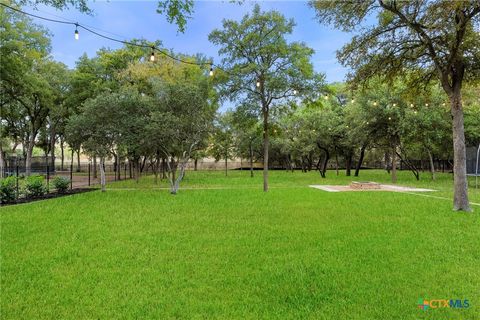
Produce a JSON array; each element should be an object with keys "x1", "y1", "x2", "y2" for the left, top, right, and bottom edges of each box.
[
  {"x1": 209, "y1": 4, "x2": 324, "y2": 109},
  {"x1": 156, "y1": 0, "x2": 194, "y2": 33}
]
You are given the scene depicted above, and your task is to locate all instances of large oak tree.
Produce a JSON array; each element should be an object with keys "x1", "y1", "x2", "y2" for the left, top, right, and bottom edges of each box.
[{"x1": 311, "y1": 0, "x2": 480, "y2": 211}]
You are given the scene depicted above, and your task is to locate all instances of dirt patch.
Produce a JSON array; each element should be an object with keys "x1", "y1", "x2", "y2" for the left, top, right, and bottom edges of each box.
[{"x1": 309, "y1": 184, "x2": 435, "y2": 193}]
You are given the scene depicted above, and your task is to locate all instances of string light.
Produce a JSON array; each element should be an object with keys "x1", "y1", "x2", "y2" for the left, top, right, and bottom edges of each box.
[
  {"x1": 425, "y1": 103, "x2": 429, "y2": 107},
  {"x1": 256, "y1": 80, "x2": 261, "y2": 88},
  {"x1": 209, "y1": 66, "x2": 214, "y2": 76},
  {"x1": 0, "y1": 3, "x2": 213, "y2": 69},
  {"x1": 351, "y1": 99, "x2": 355, "y2": 103},
  {"x1": 293, "y1": 89, "x2": 297, "y2": 95},
  {"x1": 392, "y1": 103, "x2": 397, "y2": 107},
  {"x1": 150, "y1": 48, "x2": 155, "y2": 62},
  {"x1": 410, "y1": 103, "x2": 414, "y2": 108},
  {"x1": 74, "y1": 23, "x2": 79, "y2": 40},
  {"x1": 373, "y1": 101, "x2": 377, "y2": 106}
]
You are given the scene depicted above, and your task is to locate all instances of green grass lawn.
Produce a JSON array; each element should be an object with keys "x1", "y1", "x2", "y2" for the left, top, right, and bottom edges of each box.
[{"x1": 1, "y1": 170, "x2": 479, "y2": 319}]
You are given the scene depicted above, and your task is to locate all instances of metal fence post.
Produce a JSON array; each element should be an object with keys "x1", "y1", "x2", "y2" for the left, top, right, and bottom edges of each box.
[
  {"x1": 16, "y1": 164, "x2": 19, "y2": 200},
  {"x1": 70, "y1": 163, "x2": 73, "y2": 190},
  {"x1": 46, "y1": 165, "x2": 50, "y2": 193}
]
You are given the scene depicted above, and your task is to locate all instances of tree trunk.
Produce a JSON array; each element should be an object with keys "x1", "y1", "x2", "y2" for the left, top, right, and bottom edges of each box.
[
  {"x1": 307, "y1": 153, "x2": 313, "y2": 171},
  {"x1": 99, "y1": 157, "x2": 106, "y2": 192},
  {"x1": 135, "y1": 158, "x2": 140, "y2": 183},
  {"x1": 117, "y1": 157, "x2": 121, "y2": 180},
  {"x1": 396, "y1": 149, "x2": 419, "y2": 180},
  {"x1": 249, "y1": 142, "x2": 254, "y2": 178},
  {"x1": 154, "y1": 151, "x2": 160, "y2": 184},
  {"x1": 225, "y1": 156, "x2": 228, "y2": 176},
  {"x1": 171, "y1": 158, "x2": 187, "y2": 194},
  {"x1": 60, "y1": 138, "x2": 65, "y2": 171},
  {"x1": 262, "y1": 109, "x2": 269, "y2": 192},
  {"x1": 385, "y1": 152, "x2": 391, "y2": 174},
  {"x1": 345, "y1": 152, "x2": 352, "y2": 176},
  {"x1": 449, "y1": 89, "x2": 471, "y2": 211},
  {"x1": 25, "y1": 136, "x2": 35, "y2": 176},
  {"x1": 50, "y1": 128, "x2": 56, "y2": 170},
  {"x1": 317, "y1": 144, "x2": 329, "y2": 178},
  {"x1": 335, "y1": 153, "x2": 339, "y2": 176},
  {"x1": 93, "y1": 156, "x2": 97, "y2": 179},
  {"x1": 162, "y1": 158, "x2": 167, "y2": 179},
  {"x1": 194, "y1": 158, "x2": 198, "y2": 171},
  {"x1": 140, "y1": 156, "x2": 147, "y2": 173},
  {"x1": 0, "y1": 144, "x2": 4, "y2": 179},
  {"x1": 426, "y1": 148, "x2": 435, "y2": 181},
  {"x1": 76, "y1": 149, "x2": 81, "y2": 172},
  {"x1": 354, "y1": 145, "x2": 366, "y2": 177},
  {"x1": 171, "y1": 157, "x2": 176, "y2": 184},
  {"x1": 391, "y1": 147, "x2": 397, "y2": 183}
]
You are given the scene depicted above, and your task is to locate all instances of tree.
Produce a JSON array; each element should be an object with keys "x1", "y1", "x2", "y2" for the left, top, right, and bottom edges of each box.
[
  {"x1": 231, "y1": 104, "x2": 262, "y2": 177},
  {"x1": 66, "y1": 88, "x2": 150, "y2": 191},
  {"x1": 209, "y1": 4, "x2": 324, "y2": 191},
  {"x1": 147, "y1": 81, "x2": 215, "y2": 194},
  {"x1": 209, "y1": 112, "x2": 236, "y2": 176},
  {"x1": 1, "y1": 6, "x2": 54, "y2": 175},
  {"x1": 311, "y1": 1, "x2": 480, "y2": 211}
]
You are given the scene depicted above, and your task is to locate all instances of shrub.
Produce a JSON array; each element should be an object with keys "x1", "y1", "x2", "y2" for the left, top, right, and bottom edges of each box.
[
  {"x1": 25, "y1": 175, "x2": 47, "y2": 198},
  {"x1": 52, "y1": 176, "x2": 70, "y2": 194},
  {"x1": 0, "y1": 176, "x2": 17, "y2": 204}
]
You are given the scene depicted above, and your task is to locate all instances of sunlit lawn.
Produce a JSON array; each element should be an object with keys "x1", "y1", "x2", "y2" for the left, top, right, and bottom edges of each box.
[{"x1": 1, "y1": 169, "x2": 479, "y2": 319}]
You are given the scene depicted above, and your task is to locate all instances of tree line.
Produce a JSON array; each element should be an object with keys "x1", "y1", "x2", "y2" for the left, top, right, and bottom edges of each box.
[{"x1": 1, "y1": 1, "x2": 479, "y2": 211}]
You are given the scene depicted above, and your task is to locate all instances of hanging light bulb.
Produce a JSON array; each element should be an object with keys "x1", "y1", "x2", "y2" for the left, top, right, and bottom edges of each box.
[
  {"x1": 209, "y1": 66, "x2": 214, "y2": 76},
  {"x1": 392, "y1": 103, "x2": 397, "y2": 107},
  {"x1": 293, "y1": 89, "x2": 297, "y2": 95},
  {"x1": 256, "y1": 80, "x2": 261, "y2": 88},
  {"x1": 425, "y1": 103, "x2": 429, "y2": 107},
  {"x1": 351, "y1": 99, "x2": 355, "y2": 103},
  {"x1": 373, "y1": 101, "x2": 378, "y2": 106},
  {"x1": 74, "y1": 23, "x2": 79, "y2": 40},
  {"x1": 150, "y1": 48, "x2": 155, "y2": 62}
]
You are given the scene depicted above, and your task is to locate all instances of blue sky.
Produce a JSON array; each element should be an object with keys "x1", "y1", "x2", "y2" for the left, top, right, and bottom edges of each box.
[{"x1": 24, "y1": 1, "x2": 352, "y2": 83}]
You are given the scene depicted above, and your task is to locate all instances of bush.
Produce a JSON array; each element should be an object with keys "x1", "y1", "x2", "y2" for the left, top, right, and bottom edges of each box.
[
  {"x1": 52, "y1": 176, "x2": 70, "y2": 194},
  {"x1": 0, "y1": 176, "x2": 17, "y2": 204},
  {"x1": 25, "y1": 175, "x2": 47, "y2": 198}
]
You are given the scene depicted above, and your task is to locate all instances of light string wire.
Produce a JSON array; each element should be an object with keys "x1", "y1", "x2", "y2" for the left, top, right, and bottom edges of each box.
[{"x1": 0, "y1": 2, "x2": 214, "y2": 68}]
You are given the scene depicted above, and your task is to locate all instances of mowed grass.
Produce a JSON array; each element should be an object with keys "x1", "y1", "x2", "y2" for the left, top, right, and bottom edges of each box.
[{"x1": 1, "y1": 170, "x2": 479, "y2": 319}]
